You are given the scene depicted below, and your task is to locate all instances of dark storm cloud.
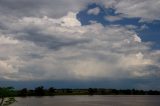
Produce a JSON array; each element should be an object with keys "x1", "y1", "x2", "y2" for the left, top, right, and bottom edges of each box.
[{"x1": 15, "y1": 31, "x2": 90, "y2": 50}]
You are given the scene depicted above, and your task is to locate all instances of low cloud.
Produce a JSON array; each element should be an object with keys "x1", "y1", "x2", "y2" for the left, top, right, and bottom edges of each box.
[
  {"x1": 105, "y1": 15, "x2": 123, "y2": 22},
  {"x1": 87, "y1": 7, "x2": 100, "y2": 15}
]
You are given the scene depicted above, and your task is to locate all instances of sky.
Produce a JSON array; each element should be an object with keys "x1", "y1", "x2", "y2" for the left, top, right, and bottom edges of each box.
[{"x1": 0, "y1": 0, "x2": 160, "y2": 90}]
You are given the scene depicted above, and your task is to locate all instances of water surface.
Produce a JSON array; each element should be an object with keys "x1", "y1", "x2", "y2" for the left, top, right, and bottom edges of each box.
[{"x1": 11, "y1": 95, "x2": 160, "y2": 106}]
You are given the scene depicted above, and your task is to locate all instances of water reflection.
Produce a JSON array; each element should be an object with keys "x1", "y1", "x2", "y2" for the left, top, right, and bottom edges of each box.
[{"x1": 11, "y1": 95, "x2": 160, "y2": 106}]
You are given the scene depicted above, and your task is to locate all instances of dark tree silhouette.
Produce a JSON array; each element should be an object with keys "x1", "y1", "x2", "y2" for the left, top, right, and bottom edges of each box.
[
  {"x1": 88, "y1": 88, "x2": 96, "y2": 95},
  {"x1": 48, "y1": 87, "x2": 55, "y2": 96},
  {"x1": 34, "y1": 86, "x2": 45, "y2": 96},
  {"x1": 18, "y1": 88, "x2": 28, "y2": 97}
]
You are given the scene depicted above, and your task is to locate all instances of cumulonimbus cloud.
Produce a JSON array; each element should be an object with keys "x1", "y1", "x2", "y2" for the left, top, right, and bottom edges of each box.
[
  {"x1": 0, "y1": 11, "x2": 159, "y2": 81},
  {"x1": 0, "y1": 0, "x2": 159, "y2": 84}
]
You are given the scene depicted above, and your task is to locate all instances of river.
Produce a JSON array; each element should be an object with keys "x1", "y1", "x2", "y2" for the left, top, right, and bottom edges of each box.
[{"x1": 11, "y1": 95, "x2": 160, "y2": 106}]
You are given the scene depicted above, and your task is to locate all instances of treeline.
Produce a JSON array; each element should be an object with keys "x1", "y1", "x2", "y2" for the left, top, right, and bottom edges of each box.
[
  {"x1": 14, "y1": 87, "x2": 160, "y2": 96},
  {"x1": 1, "y1": 86, "x2": 160, "y2": 97}
]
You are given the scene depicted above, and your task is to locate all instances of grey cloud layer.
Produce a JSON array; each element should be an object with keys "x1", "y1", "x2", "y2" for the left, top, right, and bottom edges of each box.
[
  {"x1": 0, "y1": 0, "x2": 160, "y2": 82},
  {"x1": 0, "y1": 0, "x2": 90, "y2": 18},
  {"x1": 1, "y1": 0, "x2": 160, "y2": 21},
  {"x1": 0, "y1": 12, "x2": 159, "y2": 81}
]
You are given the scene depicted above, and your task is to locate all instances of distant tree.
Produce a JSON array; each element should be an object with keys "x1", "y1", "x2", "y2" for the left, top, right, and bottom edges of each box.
[
  {"x1": 147, "y1": 90, "x2": 160, "y2": 95},
  {"x1": 88, "y1": 88, "x2": 95, "y2": 95},
  {"x1": 0, "y1": 87, "x2": 16, "y2": 106},
  {"x1": 139, "y1": 90, "x2": 145, "y2": 95},
  {"x1": 28, "y1": 90, "x2": 34, "y2": 96},
  {"x1": 118, "y1": 89, "x2": 131, "y2": 95},
  {"x1": 66, "y1": 89, "x2": 73, "y2": 93},
  {"x1": 111, "y1": 89, "x2": 118, "y2": 95},
  {"x1": 124, "y1": 89, "x2": 132, "y2": 95},
  {"x1": 131, "y1": 89, "x2": 136, "y2": 95},
  {"x1": 18, "y1": 88, "x2": 28, "y2": 97},
  {"x1": 100, "y1": 89, "x2": 106, "y2": 95},
  {"x1": 48, "y1": 87, "x2": 55, "y2": 96},
  {"x1": 34, "y1": 86, "x2": 45, "y2": 96}
]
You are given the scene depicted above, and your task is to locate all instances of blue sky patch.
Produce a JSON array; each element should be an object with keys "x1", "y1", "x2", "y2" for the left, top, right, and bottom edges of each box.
[{"x1": 77, "y1": 3, "x2": 160, "y2": 50}]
